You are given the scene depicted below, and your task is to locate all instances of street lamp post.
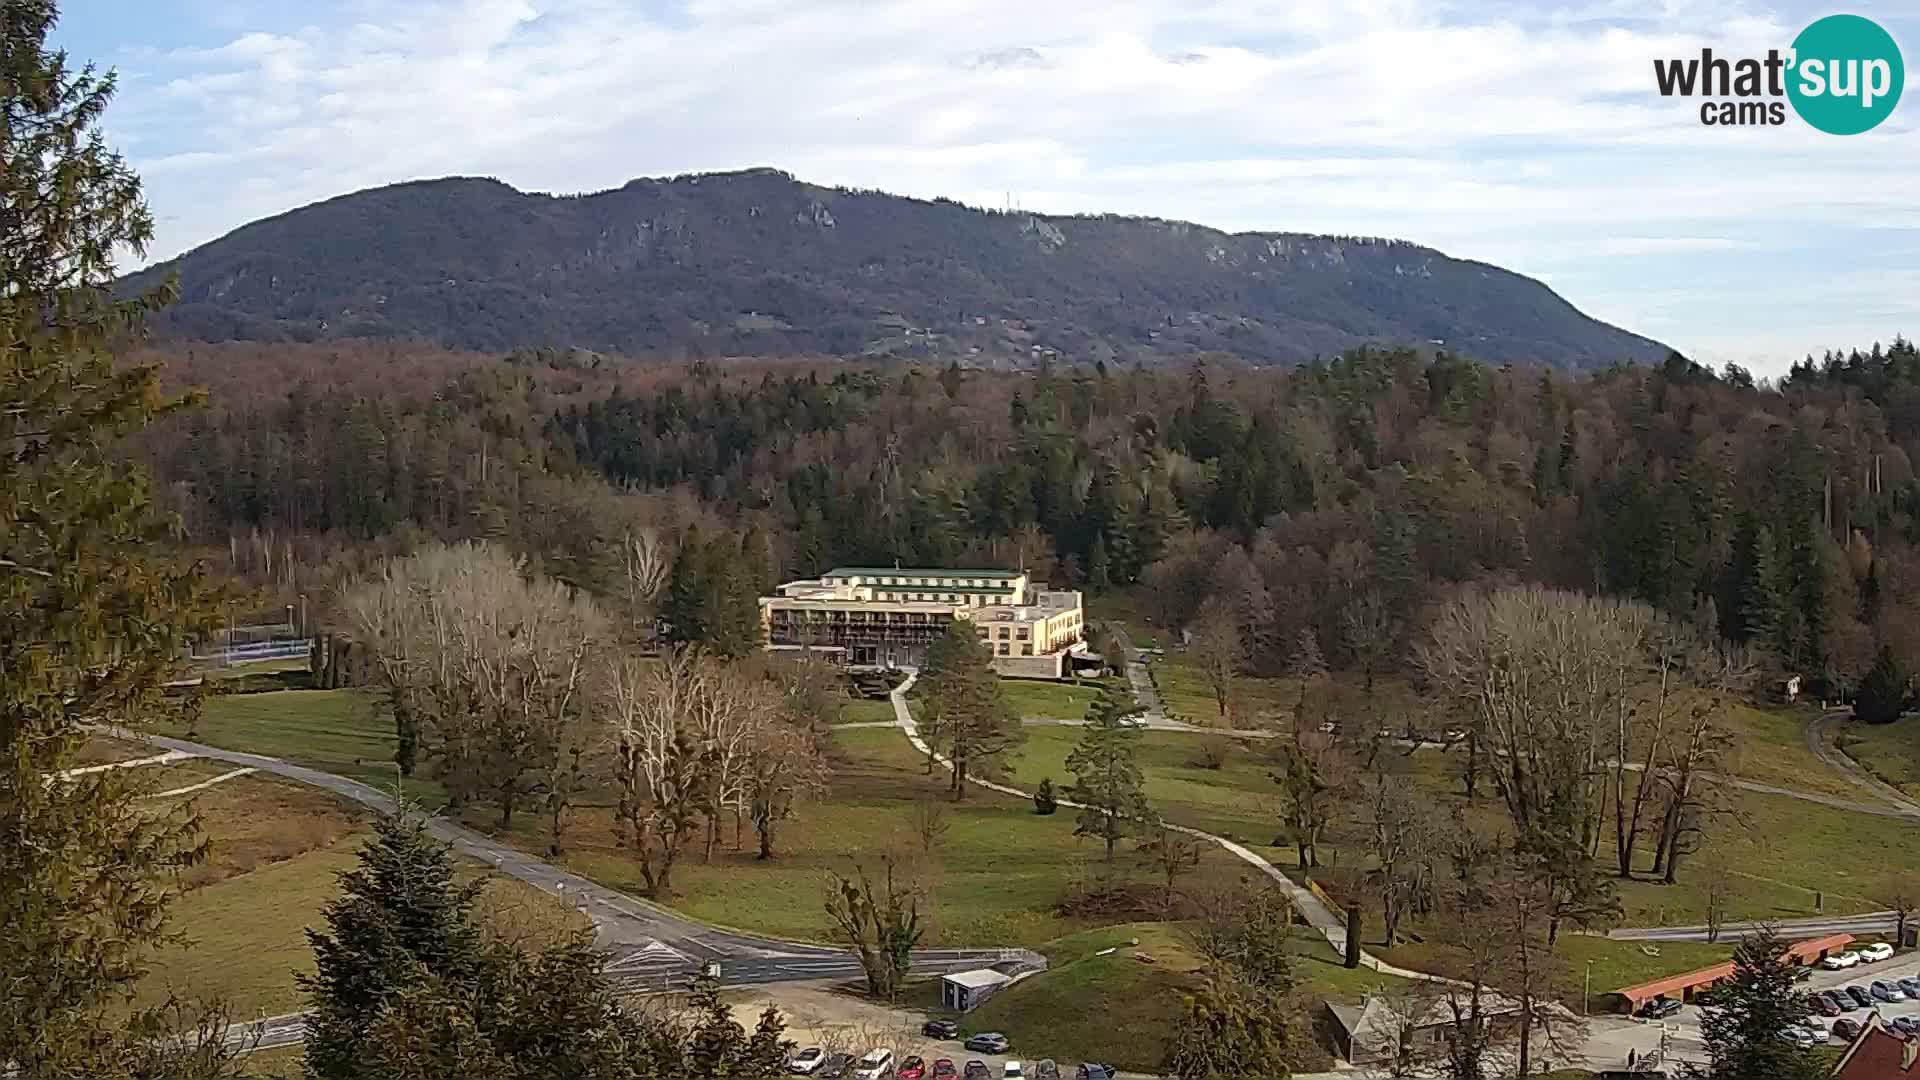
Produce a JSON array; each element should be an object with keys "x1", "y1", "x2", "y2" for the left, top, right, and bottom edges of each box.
[{"x1": 1585, "y1": 959, "x2": 1594, "y2": 1016}]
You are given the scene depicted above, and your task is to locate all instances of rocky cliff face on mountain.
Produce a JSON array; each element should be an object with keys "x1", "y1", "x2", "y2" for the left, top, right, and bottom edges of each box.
[{"x1": 125, "y1": 167, "x2": 1669, "y2": 369}]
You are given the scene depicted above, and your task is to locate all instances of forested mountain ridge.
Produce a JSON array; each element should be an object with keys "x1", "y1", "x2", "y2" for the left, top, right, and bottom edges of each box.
[
  {"x1": 140, "y1": 337, "x2": 1920, "y2": 699},
  {"x1": 124, "y1": 167, "x2": 1669, "y2": 370}
]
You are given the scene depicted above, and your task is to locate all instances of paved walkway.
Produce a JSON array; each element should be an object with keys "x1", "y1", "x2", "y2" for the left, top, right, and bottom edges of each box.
[
  {"x1": 886, "y1": 672, "x2": 1447, "y2": 987},
  {"x1": 146, "y1": 766, "x2": 257, "y2": 798},
  {"x1": 1809, "y1": 710, "x2": 1920, "y2": 815}
]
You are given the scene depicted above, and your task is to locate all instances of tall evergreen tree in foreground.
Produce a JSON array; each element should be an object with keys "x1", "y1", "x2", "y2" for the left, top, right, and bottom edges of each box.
[
  {"x1": 1694, "y1": 926, "x2": 1827, "y2": 1080},
  {"x1": 919, "y1": 619, "x2": 1021, "y2": 799},
  {"x1": 0, "y1": 2, "x2": 236, "y2": 1073},
  {"x1": 1065, "y1": 686, "x2": 1156, "y2": 860},
  {"x1": 303, "y1": 810, "x2": 794, "y2": 1079}
]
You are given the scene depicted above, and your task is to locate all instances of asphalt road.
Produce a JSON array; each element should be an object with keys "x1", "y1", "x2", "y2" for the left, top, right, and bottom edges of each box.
[{"x1": 120, "y1": 729, "x2": 1041, "y2": 1051}]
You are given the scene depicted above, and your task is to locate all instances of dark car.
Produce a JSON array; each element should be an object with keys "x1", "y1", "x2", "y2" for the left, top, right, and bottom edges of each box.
[
  {"x1": 1901, "y1": 976, "x2": 1920, "y2": 997},
  {"x1": 1847, "y1": 985, "x2": 1875, "y2": 1009},
  {"x1": 820, "y1": 1054, "x2": 856, "y2": 1080},
  {"x1": 1809, "y1": 992, "x2": 1841, "y2": 1017},
  {"x1": 1892, "y1": 1017, "x2": 1920, "y2": 1037},
  {"x1": 1821, "y1": 990, "x2": 1853, "y2": 1014},
  {"x1": 923, "y1": 1020, "x2": 961, "y2": 1040},
  {"x1": 1033, "y1": 1062, "x2": 1059, "y2": 1080},
  {"x1": 1637, "y1": 997, "x2": 1683, "y2": 1019},
  {"x1": 962, "y1": 1062, "x2": 991, "y2": 1080},
  {"x1": 931, "y1": 1061, "x2": 958, "y2": 1080},
  {"x1": 898, "y1": 1058, "x2": 926, "y2": 1080},
  {"x1": 1074, "y1": 1067, "x2": 1115, "y2": 1080},
  {"x1": 963, "y1": 1034, "x2": 1010, "y2": 1055},
  {"x1": 1835, "y1": 1018, "x2": 1863, "y2": 1041}
]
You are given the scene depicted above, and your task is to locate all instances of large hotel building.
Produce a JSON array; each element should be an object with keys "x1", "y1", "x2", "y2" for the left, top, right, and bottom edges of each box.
[{"x1": 760, "y1": 567, "x2": 1087, "y2": 678}]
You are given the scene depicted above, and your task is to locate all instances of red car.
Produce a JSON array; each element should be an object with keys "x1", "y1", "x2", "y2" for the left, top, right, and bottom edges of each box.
[
  {"x1": 931, "y1": 1061, "x2": 958, "y2": 1080},
  {"x1": 898, "y1": 1058, "x2": 926, "y2": 1080},
  {"x1": 1809, "y1": 993, "x2": 1840, "y2": 1018}
]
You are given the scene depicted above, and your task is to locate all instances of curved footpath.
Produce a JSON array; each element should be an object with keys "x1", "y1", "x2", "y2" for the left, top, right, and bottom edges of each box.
[
  {"x1": 883, "y1": 673, "x2": 1447, "y2": 987},
  {"x1": 110, "y1": 728, "x2": 1041, "y2": 1050}
]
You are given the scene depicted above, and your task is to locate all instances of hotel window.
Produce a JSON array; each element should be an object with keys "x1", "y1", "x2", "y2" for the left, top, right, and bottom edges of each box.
[{"x1": 997, "y1": 643, "x2": 1008, "y2": 655}]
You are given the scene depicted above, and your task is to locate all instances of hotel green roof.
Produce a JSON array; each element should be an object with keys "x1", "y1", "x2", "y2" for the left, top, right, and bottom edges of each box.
[{"x1": 824, "y1": 567, "x2": 1024, "y2": 579}]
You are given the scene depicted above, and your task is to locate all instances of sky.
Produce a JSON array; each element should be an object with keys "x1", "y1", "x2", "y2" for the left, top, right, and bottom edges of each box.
[{"x1": 56, "y1": 0, "x2": 1920, "y2": 376}]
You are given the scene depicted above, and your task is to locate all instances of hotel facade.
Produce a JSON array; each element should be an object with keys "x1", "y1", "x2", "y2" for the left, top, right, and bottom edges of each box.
[{"x1": 760, "y1": 567, "x2": 1086, "y2": 678}]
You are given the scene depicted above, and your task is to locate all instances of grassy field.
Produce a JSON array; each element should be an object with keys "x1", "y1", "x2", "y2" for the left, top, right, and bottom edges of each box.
[
  {"x1": 999, "y1": 677, "x2": 1120, "y2": 721},
  {"x1": 910, "y1": 920, "x2": 1379, "y2": 1072},
  {"x1": 1836, "y1": 716, "x2": 1920, "y2": 800},
  {"x1": 998, "y1": 724, "x2": 1280, "y2": 842},
  {"x1": 141, "y1": 680, "x2": 1900, "y2": 997},
  {"x1": 541, "y1": 724, "x2": 1268, "y2": 947},
  {"x1": 157, "y1": 689, "x2": 446, "y2": 807},
  {"x1": 1377, "y1": 932, "x2": 1732, "y2": 1013}
]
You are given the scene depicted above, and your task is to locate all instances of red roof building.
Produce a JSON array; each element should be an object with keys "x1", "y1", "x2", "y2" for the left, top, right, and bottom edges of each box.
[
  {"x1": 1611, "y1": 933, "x2": 1855, "y2": 1012},
  {"x1": 1834, "y1": 1014, "x2": 1920, "y2": 1079}
]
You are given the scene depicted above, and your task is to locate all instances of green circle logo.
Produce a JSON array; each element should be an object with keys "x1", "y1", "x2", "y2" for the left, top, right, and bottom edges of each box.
[{"x1": 1787, "y1": 14, "x2": 1904, "y2": 135}]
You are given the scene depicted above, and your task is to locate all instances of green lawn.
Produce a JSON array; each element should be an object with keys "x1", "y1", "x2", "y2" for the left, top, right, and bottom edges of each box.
[
  {"x1": 839, "y1": 698, "x2": 898, "y2": 724},
  {"x1": 531, "y1": 725, "x2": 1262, "y2": 947},
  {"x1": 1836, "y1": 716, "x2": 1920, "y2": 800},
  {"x1": 157, "y1": 689, "x2": 444, "y2": 807},
  {"x1": 139, "y1": 833, "x2": 369, "y2": 1016},
  {"x1": 910, "y1": 921, "x2": 1363, "y2": 1073},
  {"x1": 998, "y1": 725, "x2": 1280, "y2": 843},
  {"x1": 999, "y1": 677, "x2": 1119, "y2": 722},
  {"x1": 1703, "y1": 701, "x2": 1857, "y2": 801},
  {"x1": 1377, "y1": 932, "x2": 1732, "y2": 1013}
]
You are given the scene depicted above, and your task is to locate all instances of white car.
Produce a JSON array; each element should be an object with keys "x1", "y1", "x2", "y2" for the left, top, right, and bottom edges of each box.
[
  {"x1": 1861, "y1": 942, "x2": 1896, "y2": 963},
  {"x1": 853, "y1": 1048, "x2": 895, "y2": 1080},
  {"x1": 790, "y1": 1048, "x2": 825, "y2": 1075},
  {"x1": 1822, "y1": 951, "x2": 1861, "y2": 970},
  {"x1": 1003, "y1": 1064, "x2": 1024, "y2": 1080}
]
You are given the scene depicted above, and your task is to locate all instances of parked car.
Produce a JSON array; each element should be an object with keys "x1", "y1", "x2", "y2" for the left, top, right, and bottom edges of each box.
[
  {"x1": 1637, "y1": 997, "x2": 1684, "y2": 1019},
  {"x1": 853, "y1": 1049, "x2": 896, "y2": 1080},
  {"x1": 964, "y1": 1034, "x2": 1011, "y2": 1055},
  {"x1": 1807, "y1": 993, "x2": 1839, "y2": 1017},
  {"x1": 1003, "y1": 1063, "x2": 1024, "y2": 1080},
  {"x1": 1074, "y1": 1067, "x2": 1115, "y2": 1080},
  {"x1": 820, "y1": 1054, "x2": 856, "y2": 1080},
  {"x1": 791, "y1": 1048, "x2": 827, "y2": 1075},
  {"x1": 930, "y1": 1061, "x2": 958, "y2": 1080},
  {"x1": 1777, "y1": 1025, "x2": 1816, "y2": 1047},
  {"x1": 1824, "y1": 950, "x2": 1863, "y2": 970},
  {"x1": 1872, "y1": 980, "x2": 1906, "y2": 1003},
  {"x1": 1033, "y1": 1062, "x2": 1059, "y2": 1080},
  {"x1": 1863, "y1": 942, "x2": 1897, "y2": 962},
  {"x1": 1893, "y1": 1017, "x2": 1920, "y2": 1037},
  {"x1": 1817, "y1": 990, "x2": 1848, "y2": 1014},
  {"x1": 1846, "y1": 986, "x2": 1875, "y2": 1009},
  {"x1": 1835, "y1": 1018, "x2": 1864, "y2": 1041},
  {"x1": 962, "y1": 1062, "x2": 991, "y2": 1080},
  {"x1": 923, "y1": 1020, "x2": 961, "y2": 1040},
  {"x1": 898, "y1": 1059, "x2": 926, "y2": 1080},
  {"x1": 1902, "y1": 976, "x2": 1920, "y2": 997}
]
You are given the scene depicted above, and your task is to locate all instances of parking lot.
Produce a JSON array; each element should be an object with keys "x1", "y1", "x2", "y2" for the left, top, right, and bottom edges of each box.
[{"x1": 1648, "y1": 946, "x2": 1920, "y2": 1051}]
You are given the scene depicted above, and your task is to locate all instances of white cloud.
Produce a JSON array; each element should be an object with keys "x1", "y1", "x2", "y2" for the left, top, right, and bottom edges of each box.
[{"x1": 95, "y1": 0, "x2": 1920, "y2": 375}]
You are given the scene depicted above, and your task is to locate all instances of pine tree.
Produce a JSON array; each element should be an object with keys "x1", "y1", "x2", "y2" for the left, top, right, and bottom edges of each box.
[
  {"x1": 1065, "y1": 687, "x2": 1157, "y2": 860},
  {"x1": 1697, "y1": 927, "x2": 1828, "y2": 1080},
  {"x1": 920, "y1": 619, "x2": 1021, "y2": 800},
  {"x1": 1855, "y1": 645, "x2": 1907, "y2": 724},
  {"x1": 1738, "y1": 525, "x2": 1787, "y2": 653},
  {"x1": 0, "y1": 4, "x2": 234, "y2": 1071},
  {"x1": 301, "y1": 811, "x2": 492, "y2": 1079},
  {"x1": 1088, "y1": 530, "x2": 1112, "y2": 591}
]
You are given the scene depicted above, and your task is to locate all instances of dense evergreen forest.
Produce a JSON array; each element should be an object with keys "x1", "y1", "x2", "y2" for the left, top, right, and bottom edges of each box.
[{"x1": 136, "y1": 338, "x2": 1920, "y2": 693}]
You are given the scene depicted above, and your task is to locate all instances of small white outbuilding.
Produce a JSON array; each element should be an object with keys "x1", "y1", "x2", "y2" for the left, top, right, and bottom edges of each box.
[{"x1": 941, "y1": 969, "x2": 1012, "y2": 1012}]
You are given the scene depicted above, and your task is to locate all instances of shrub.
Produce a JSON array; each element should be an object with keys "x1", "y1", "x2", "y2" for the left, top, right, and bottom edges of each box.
[{"x1": 1034, "y1": 777, "x2": 1059, "y2": 815}]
